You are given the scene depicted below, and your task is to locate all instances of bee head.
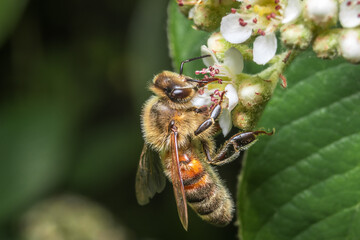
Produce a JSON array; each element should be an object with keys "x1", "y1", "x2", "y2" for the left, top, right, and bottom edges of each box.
[{"x1": 150, "y1": 71, "x2": 197, "y2": 103}]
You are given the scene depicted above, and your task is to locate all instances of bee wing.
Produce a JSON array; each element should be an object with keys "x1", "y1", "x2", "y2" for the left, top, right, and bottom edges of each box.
[
  {"x1": 135, "y1": 144, "x2": 166, "y2": 206},
  {"x1": 170, "y1": 130, "x2": 188, "y2": 231}
]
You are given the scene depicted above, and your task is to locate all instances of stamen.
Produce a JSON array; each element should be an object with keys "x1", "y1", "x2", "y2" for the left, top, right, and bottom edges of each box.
[
  {"x1": 240, "y1": 21, "x2": 248, "y2": 26},
  {"x1": 347, "y1": 1, "x2": 352, "y2": 6},
  {"x1": 253, "y1": 18, "x2": 258, "y2": 23},
  {"x1": 239, "y1": 18, "x2": 248, "y2": 27},
  {"x1": 275, "y1": 5, "x2": 281, "y2": 10},
  {"x1": 177, "y1": 0, "x2": 184, "y2": 6},
  {"x1": 231, "y1": 8, "x2": 237, "y2": 13},
  {"x1": 275, "y1": 0, "x2": 280, "y2": 3},
  {"x1": 257, "y1": 29, "x2": 266, "y2": 36},
  {"x1": 270, "y1": 12, "x2": 277, "y2": 18},
  {"x1": 246, "y1": 4, "x2": 252, "y2": 9}
]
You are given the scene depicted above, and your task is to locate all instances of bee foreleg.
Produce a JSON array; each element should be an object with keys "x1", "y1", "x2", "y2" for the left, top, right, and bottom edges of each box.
[
  {"x1": 203, "y1": 130, "x2": 274, "y2": 166},
  {"x1": 194, "y1": 99, "x2": 223, "y2": 136}
]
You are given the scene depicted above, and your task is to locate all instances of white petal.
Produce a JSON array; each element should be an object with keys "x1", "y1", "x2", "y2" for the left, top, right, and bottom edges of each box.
[
  {"x1": 223, "y1": 47, "x2": 244, "y2": 74},
  {"x1": 282, "y1": 0, "x2": 302, "y2": 23},
  {"x1": 219, "y1": 108, "x2": 232, "y2": 137},
  {"x1": 339, "y1": 0, "x2": 360, "y2": 28},
  {"x1": 339, "y1": 29, "x2": 360, "y2": 63},
  {"x1": 200, "y1": 45, "x2": 219, "y2": 67},
  {"x1": 220, "y1": 13, "x2": 252, "y2": 44},
  {"x1": 225, "y1": 84, "x2": 239, "y2": 111},
  {"x1": 305, "y1": 0, "x2": 338, "y2": 25},
  {"x1": 253, "y1": 33, "x2": 277, "y2": 65},
  {"x1": 188, "y1": 6, "x2": 195, "y2": 19},
  {"x1": 191, "y1": 88, "x2": 215, "y2": 107}
]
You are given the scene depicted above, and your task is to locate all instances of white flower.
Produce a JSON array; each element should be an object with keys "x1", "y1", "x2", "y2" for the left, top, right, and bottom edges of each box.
[
  {"x1": 192, "y1": 46, "x2": 242, "y2": 136},
  {"x1": 304, "y1": 0, "x2": 338, "y2": 27},
  {"x1": 339, "y1": 0, "x2": 360, "y2": 28},
  {"x1": 220, "y1": 0, "x2": 301, "y2": 65},
  {"x1": 339, "y1": 29, "x2": 360, "y2": 63},
  {"x1": 200, "y1": 45, "x2": 243, "y2": 80}
]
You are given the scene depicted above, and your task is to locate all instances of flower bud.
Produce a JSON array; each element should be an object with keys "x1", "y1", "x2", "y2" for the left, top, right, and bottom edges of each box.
[
  {"x1": 177, "y1": 0, "x2": 196, "y2": 16},
  {"x1": 280, "y1": 23, "x2": 313, "y2": 49},
  {"x1": 232, "y1": 76, "x2": 272, "y2": 131},
  {"x1": 312, "y1": 30, "x2": 340, "y2": 59},
  {"x1": 192, "y1": 0, "x2": 239, "y2": 32},
  {"x1": 232, "y1": 110, "x2": 254, "y2": 131},
  {"x1": 339, "y1": 28, "x2": 360, "y2": 63},
  {"x1": 238, "y1": 83, "x2": 264, "y2": 109},
  {"x1": 207, "y1": 32, "x2": 228, "y2": 60},
  {"x1": 205, "y1": 32, "x2": 254, "y2": 62},
  {"x1": 304, "y1": 0, "x2": 338, "y2": 28}
]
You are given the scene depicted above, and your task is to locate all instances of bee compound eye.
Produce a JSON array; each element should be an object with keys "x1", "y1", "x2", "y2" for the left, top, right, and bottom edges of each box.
[{"x1": 170, "y1": 88, "x2": 192, "y2": 100}]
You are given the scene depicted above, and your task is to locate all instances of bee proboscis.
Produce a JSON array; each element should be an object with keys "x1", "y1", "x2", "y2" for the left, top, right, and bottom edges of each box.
[{"x1": 136, "y1": 56, "x2": 272, "y2": 230}]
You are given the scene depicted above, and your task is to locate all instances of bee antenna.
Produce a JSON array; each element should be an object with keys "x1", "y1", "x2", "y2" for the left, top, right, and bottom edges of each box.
[{"x1": 179, "y1": 55, "x2": 211, "y2": 75}]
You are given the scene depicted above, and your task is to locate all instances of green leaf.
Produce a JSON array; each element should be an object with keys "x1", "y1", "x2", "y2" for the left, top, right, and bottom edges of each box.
[
  {"x1": 167, "y1": 0, "x2": 211, "y2": 77},
  {"x1": 0, "y1": 0, "x2": 28, "y2": 47},
  {"x1": 238, "y1": 51, "x2": 360, "y2": 240}
]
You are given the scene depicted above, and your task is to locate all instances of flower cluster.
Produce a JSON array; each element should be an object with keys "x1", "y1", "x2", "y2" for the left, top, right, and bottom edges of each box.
[
  {"x1": 192, "y1": 47, "x2": 242, "y2": 136},
  {"x1": 175, "y1": 0, "x2": 360, "y2": 137},
  {"x1": 216, "y1": 0, "x2": 360, "y2": 64},
  {"x1": 220, "y1": 0, "x2": 301, "y2": 64}
]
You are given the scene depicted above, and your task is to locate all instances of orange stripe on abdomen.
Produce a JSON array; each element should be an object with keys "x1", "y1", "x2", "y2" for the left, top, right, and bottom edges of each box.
[
  {"x1": 184, "y1": 175, "x2": 207, "y2": 190},
  {"x1": 180, "y1": 154, "x2": 205, "y2": 186}
]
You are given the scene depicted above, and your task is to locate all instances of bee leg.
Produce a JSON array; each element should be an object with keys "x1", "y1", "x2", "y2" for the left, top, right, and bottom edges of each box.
[
  {"x1": 187, "y1": 106, "x2": 209, "y2": 114},
  {"x1": 194, "y1": 92, "x2": 225, "y2": 136},
  {"x1": 203, "y1": 130, "x2": 274, "y2": 166},
  {"x1": 202, "y1": 140, "x2": 241, "y2": 166}
]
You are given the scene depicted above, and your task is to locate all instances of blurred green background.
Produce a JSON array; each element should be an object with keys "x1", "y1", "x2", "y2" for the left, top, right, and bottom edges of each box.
[{"x1": 0, "y1": 0, "x2": 241, "y2": 239}]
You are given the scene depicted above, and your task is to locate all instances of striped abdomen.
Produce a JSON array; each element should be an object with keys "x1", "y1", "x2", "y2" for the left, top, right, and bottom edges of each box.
[{"x1": 178, "y1": 151, "x2": 234, "y2": 226}]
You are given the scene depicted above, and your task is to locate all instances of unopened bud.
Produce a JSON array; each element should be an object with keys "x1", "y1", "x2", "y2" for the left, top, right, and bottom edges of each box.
[
  {"x1": 192, "y1": 0, "x2": 239, "y2": 32},
  {"x1": 232, "y1": 76, "x2": 272, "y2": 130},
  {"x1": 177, "y1": 0, "x2": 196, "y2": 17},
  {"x1": 238, "y1": 83, "x2": 264, "y2": 109},
  {"x1": 304, "y1": 0, "x2": 338, "y2": 28},
  {"x1": 339, "y1": 28, "x2": 360, "y2": 63},
  {"x1": 312, "y1": 30, "x2": 340, "y2": 59},
  {"x1": 232, "y1": 111, "x2": 254, "y2": 131},
  {"x1": 206, "y1": 32, "x2": 228, "y2": 60},
  {"x1": 280, "y1": 23, "x2": 313, "y2": 49}
]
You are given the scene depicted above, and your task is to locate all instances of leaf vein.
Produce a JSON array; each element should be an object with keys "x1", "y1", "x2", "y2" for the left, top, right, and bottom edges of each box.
[
  {"x1": 253, "y1": 131, "x2": 360, "y2": 240},
  {"x1": 251, "y1": 90, "x2": 360, "y2": 194}
]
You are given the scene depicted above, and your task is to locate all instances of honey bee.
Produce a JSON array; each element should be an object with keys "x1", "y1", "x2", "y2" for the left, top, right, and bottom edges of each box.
[{"x1": 136, "y1": 56, "x2": 272, "y2": 230}]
